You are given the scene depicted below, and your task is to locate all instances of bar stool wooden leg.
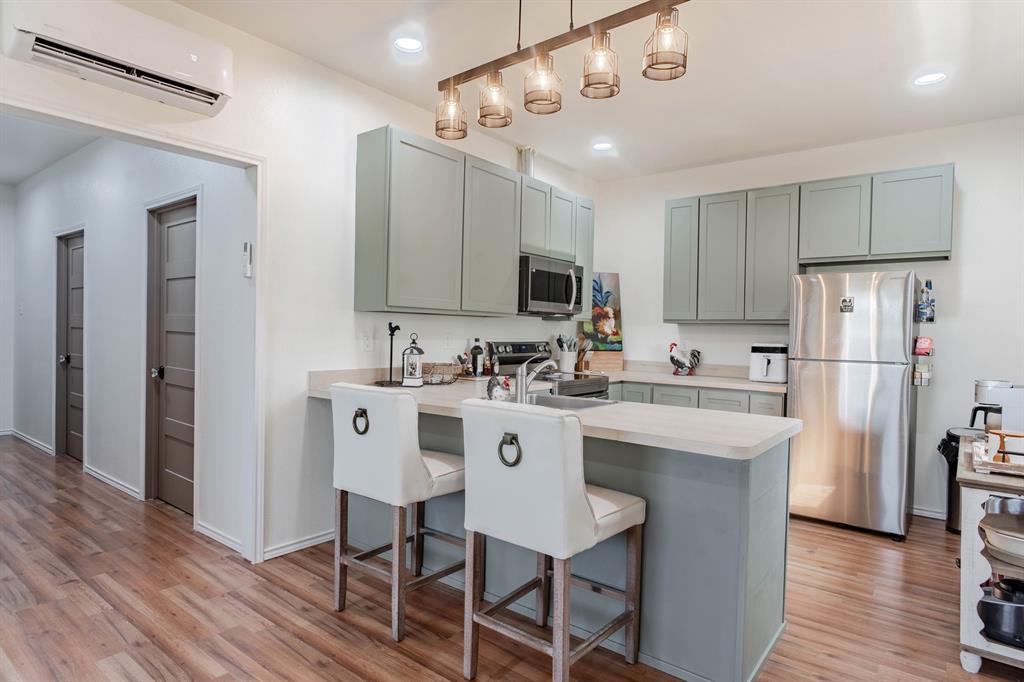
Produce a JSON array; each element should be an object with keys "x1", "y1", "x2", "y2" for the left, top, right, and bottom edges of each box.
[
  {"x1": 624, "y1": 524, "x2": 643, "y2": 664},
  {"x1": 535, "y1": 553, "x2": 551, "y2": 627},
  {"x1": 333, "y1": 490, "x2": 348, "y2": 612},
  {"x1": 551, "y1": 557, "x2": 572, "y2": 682},
  {"x1": 391, "y1": 504, "x2": 408, "y2": 642},
  {"x1": 463, "y1": 530, "x2": 484, "y2": 680},
  {"x1": 411, "y1": 501, "x2": 426, "y2": 577}
]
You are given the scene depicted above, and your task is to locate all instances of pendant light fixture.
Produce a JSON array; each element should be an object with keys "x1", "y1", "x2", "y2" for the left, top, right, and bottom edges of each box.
[
  {"x1": 642, "y1": 7, "x2": 688, "y2": 81},
  {"x1": 524, "y1": 54, "x2": 563, "y2": 114},
  {"x1": 478, "y1": 71, "x2": 512, "y2": 128},
  {"x1": 580, "y1": 31, "x2": 620, "y2": 99},
  {"x1": 435, "y1": 81, "x2": 467, "y2": 140}
]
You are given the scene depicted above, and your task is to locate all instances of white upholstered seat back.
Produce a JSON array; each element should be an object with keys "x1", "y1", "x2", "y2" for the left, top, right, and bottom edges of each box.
[
  {"x1": 330, "y1": 383, "x2": 433, "y2": 506},
  {"x1": 460, "y1": 399, "x2": 597, "y2": 560}
]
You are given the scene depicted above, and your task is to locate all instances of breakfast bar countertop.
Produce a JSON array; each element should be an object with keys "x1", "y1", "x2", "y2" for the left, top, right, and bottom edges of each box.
[{"x1": 308, "y1": 368, "x2": 802, "y2": 461}]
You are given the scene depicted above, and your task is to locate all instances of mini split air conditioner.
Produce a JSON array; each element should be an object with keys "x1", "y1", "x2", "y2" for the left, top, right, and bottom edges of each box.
[{"x1": 1, "y1": 0, "x2": 233, "y2": 115}]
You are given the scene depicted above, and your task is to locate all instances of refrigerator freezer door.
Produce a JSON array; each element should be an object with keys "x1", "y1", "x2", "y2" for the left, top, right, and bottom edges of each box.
[
  {"x1": 787, "y1": 359, "x2": 913, "y2": 535},
  {"x1": 789, "y1": 271, "x2": 915, "y2": 363}
]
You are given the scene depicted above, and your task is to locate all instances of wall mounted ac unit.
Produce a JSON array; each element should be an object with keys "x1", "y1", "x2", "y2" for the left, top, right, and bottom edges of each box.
[{"x1": 1, "y1": 0, "x2": 233, "y2": 115}]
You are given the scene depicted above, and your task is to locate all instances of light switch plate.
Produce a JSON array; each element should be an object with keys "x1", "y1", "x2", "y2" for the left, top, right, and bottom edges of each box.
[{"x1": 359, "y1": 334, "x2": 373, "y2": 352}]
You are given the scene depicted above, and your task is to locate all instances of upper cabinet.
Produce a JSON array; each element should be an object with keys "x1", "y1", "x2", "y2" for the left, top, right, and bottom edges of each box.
[
  {"x1": 745, "y1": 185, "x2": 798, "y2": 320},
  {"x1": 521, "y1": 177, "x2": 551, "y2": 257},
  {"x1": 870, "y1": 164, "x2": 953, "y2": 258},
  {"x1": 462, "y1": 157, "x2": 522, "y2": 315},
  {"x1": 549, "y1": 188, "x2": 577, "y2": 261},
  {"x1": 798, "y1": 175, "x2": 871, "y2": 261},
  {"x1": 574, "y1": 197, "x2": 595, "y2": 322},
  {"x1": 663, "y1": 197, "x2": 699, "y2": 321},
  {"x1": 698, "y1": 192, "x2": 747, "y2": 320}
]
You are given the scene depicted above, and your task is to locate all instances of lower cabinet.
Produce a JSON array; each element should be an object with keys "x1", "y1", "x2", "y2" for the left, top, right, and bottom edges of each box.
[
  {"x1": 607, "y1": 383, "x2": 622, "y2": 401},
  {"x1": 620, "y1": 383, "x2": 654, "y2": 404},
  {"x1": 749, "y1": 393, "x2": 785, "y2": 417},
  {"x1": 698, "y1": 388, "x2": 750, "y2": 413},
  {"x1": 616, "y1": 382, "x2": 787, "y2": 415},
  {"x1": 652, "y1": 385, "x2": 699, "y2": 408}
]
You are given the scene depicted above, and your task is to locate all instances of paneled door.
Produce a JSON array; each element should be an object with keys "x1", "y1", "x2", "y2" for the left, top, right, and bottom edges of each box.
[
  {"x1": 56, "y1": 233, "x2": 85, "y2": 461},
  {"x1": 147, "y1": 199, "x2": 197, "y2": 514}
]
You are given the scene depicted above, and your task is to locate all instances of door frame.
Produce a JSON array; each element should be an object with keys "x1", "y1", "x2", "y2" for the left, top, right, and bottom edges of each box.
[
  {"x1": 54, "y1": 225, "x2": 86, "y2": 465},
  {"x1": 4, "y1": 99, "x2": 267, "y2": 564},
  {"x1": 144, "y1": 190, "x2": 201, "y2": 503}
]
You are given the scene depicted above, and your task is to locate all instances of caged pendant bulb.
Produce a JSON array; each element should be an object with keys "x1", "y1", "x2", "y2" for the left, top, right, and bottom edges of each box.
[
  {"x1": 580, "y1": 32, "x2": 620, "y2": 99},
  {"x1": 524, "y1": 54, "x2": 563, "y2": 114},
  {"x1": 478, "y1": 71, "x2": 512, "y2": 128},
  {"x1": 642, "y1": 8, "x2": 688, "y2": 81},
  {"x1": 435, "y1": 83, "x2": 467, "y2": 140}
]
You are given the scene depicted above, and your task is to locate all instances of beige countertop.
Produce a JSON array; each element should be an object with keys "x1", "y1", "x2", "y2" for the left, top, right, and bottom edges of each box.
[
  {"x1": 958, "y1": 454, "x2": 1024, "y2": 495},
  {"x1": 308, "y1": 368, "x2": 801, "y2": 461}
]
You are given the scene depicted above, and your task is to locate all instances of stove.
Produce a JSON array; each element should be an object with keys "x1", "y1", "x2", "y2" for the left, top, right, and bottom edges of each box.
[{"x1": 487, "y1": 340, "x2": 609, "y2": 398}]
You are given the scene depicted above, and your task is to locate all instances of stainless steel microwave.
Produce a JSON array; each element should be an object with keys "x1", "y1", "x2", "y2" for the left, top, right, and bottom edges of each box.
[{"x1": 518, "y1": 255, "x2": 584, "y2": 317}]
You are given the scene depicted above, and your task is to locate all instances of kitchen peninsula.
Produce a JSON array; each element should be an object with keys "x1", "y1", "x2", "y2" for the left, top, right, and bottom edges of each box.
[{"x1": 308, "y1": 369, "x2": 801, "y2": 681}]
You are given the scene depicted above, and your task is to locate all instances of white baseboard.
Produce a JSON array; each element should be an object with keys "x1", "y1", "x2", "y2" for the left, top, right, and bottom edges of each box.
[
  {"x1": 0, "y1": 428, "x2": 11, "y2": 436},
  {"x1": 263, "y1": 529, "x2": 334, "y2": 561},
  {"x1": 84, "y1": 465, "x2": 142, "y2": 499},
  {"x1": 913, "y1": 506, "x2": 946, "y2": 521},
  {"x1": 12, "y1": 430, "x2": 54, "y2": 455},
  {"x1": 195, "y1": 521, "x2": 244, "y2": 554}
]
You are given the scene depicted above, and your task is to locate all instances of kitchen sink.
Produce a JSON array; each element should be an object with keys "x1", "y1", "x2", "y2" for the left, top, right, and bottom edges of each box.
[{"x1": 526, "y1": 394, "x2": 617, "y2": 410}]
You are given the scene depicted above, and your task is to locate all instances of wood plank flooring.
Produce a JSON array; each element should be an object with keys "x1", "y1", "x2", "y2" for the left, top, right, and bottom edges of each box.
[{"x1": 0, "y1": 434, "x2": 1020, "y2": 681}]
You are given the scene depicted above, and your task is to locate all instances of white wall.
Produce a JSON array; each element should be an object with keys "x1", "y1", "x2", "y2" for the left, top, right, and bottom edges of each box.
[
  {"x1": 596, "y1": 116, "x2": 1024, "y2": 517},
  {"x1": 13, "y1": 138, "x2": 257, "y2": 553},
  {"x1": 0, "y1": 0, "x2": 597, "y2": 558},
  {"x1": 0, "y1": 185, "x2": 13, "y2": 434}
]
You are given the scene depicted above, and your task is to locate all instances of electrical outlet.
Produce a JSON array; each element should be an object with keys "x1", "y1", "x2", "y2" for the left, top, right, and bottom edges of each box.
[
  {"x1": 359, "y1": 334, "x2": 373, "y2": 352},
  {"x1": 17, "y1": 303, "x2": 23, "y2": 317},
  {"x1": 444, "y1": 335, "x2": 455, "y2": 350}
]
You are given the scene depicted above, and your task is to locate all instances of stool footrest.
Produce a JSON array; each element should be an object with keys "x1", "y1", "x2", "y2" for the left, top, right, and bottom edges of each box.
[
  {"x1": 474, "y1": 612, "x2": 553, "y2": 657},
  {"x1": 419, "y1": 527, "x2": 465, "y2": 547},
  {"x1": 569, "y1": 609, "x2": 634, "y2": 665},
  {"x1": 544, "y1": 570, "x2": 626, "y2": 602},
  {"x1": 479, "y1": 577, "x2": 542, "y2": 617},
  {"x1": 407, "y1": 559, "x2": 465, "y2": 591}
]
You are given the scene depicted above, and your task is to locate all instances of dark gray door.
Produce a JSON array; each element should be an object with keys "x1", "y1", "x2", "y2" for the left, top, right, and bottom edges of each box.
[
  {"x1": 147, "y1": 200, "x2": 197, "y2": 514},
  {"x1": 56, "y1": 233, "x2": 85, "y2": 461}
]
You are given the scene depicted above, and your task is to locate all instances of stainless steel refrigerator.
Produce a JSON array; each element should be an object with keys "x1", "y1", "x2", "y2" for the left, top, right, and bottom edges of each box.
[{"x1": 788, "y1": 271, "x2": 918, "y2": 537}]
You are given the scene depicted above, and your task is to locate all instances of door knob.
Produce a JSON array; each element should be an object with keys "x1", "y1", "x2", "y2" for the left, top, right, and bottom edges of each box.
[
  {"x1": 58, "y1": 354, "x2": 68, "y2": 365},
  {"x1": 150, "y1": 366, "x2": 165, "y2": 380}
]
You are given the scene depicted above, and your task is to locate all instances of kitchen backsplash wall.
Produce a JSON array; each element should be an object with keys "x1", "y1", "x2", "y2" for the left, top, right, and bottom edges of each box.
[{"x1": 595, "y1": 115, "x2": 1024, "y2": 520}]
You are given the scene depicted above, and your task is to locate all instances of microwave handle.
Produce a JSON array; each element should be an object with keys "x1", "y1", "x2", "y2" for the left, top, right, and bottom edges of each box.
[{"x1": 567, "y1": 268, "x2": 577, "y2": 313}]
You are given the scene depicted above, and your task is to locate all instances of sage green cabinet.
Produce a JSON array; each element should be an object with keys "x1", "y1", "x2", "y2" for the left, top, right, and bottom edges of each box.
[
  {"x1": 574, "y1": 197, "x2": 595, "y2": 321},
  {"x1": 608, "y1": 382, "x2": 623, "y2": 401},
  {"x1": 798, "y1": 175, "x2": 871, "y2": 261},
  {"x1": 698, "y1": 388, "x2": 750, "y2": 413},
  {"x1": 745, "y1": 185, "x2": 799, "y2": 321},
  {"x1": 621, "y1": 382, "x2": 653, "y2": 404},
  {"x1": 462, "y1": 157, "x2": 521, "y2": 315},
  {"x1": 355, "y1": 126, "x2": 466, "y2": 312},
  {"x1": 870, "y1": 164, "x2": 953, "y2": 258},
  {"x1": 653, "y1": 385, "x2": 699, "y2": 408},
  {"x1": 698, "y1": 192, "x2": 747, "y2": 320},
  {"x1": 521, "y1": 176, "x2": 551, "y2": 257},
  {"x1": 663, "y1": 197, "x2": 699, "y2": 322},
  {"x1": 549, "y1": 187, "x2": 576, "y2": 261},
  {"x1": 749, "y1": 393, "x2": 785, "y2": 417}
]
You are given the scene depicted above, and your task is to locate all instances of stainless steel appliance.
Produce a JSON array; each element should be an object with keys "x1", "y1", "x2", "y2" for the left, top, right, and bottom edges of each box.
[
  {"x1": 748, "y1": 343, "x2": 788, "y2": 383},
  {"x1": 788, "y1": 271, "x2": 919, "y2": 537},
  {"x1": 518, "y1": 255, "x2": 584, "y2": 317},
  {"x1": 488, "y1": 340, "x2": 609, "y2": 398},
  {"x1": 487, "y1": 341, "x2": 553, "y2": 376}
]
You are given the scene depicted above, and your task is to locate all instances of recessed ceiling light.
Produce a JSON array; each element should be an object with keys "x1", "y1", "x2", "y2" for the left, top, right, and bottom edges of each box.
[
  {"x1": 592, "y1": 142, "x2": 614, "y2": 152},
  {"x1": 913, "y1": 72, "x2": 947, "y2": 86},
  {"x1": 394, "y1": 37, "x2": 423, "y2": 54}
]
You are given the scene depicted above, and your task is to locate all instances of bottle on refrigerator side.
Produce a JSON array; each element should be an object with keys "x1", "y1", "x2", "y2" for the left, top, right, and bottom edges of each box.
[
  {"x1": 917, "y1": 279, "x2": 935, "y2": 323},
  {"x1": 469, "y1": 338, "x2": 485, "y2": 377}
]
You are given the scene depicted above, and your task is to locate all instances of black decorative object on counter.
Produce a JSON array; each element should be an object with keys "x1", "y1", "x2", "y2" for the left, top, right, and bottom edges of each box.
[{"x1": 375, "y1": 322, "x2": 403, "y2": 387}]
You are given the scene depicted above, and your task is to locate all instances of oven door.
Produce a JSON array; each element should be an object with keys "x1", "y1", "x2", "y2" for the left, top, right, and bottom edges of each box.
[{"x1": 520, "y1": 255, "x2": 583, "y2": 316}]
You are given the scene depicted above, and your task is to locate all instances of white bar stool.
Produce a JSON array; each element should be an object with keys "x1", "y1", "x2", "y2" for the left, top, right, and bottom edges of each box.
[
  {"x1": 460, "y1": 398, "x2": 646, "y2": 681},
  {"x1": 330, "y1": 382, "x2": 467, "y2": 641}
]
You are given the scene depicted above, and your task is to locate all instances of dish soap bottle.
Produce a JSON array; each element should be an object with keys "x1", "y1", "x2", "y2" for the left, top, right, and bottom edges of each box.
[{"x1": 469, "y1": 338, "x2": 485, "y2": 377}]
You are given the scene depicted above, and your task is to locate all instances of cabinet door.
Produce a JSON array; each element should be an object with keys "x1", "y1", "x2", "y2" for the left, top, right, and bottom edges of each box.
[
  {"x1": 663, "y1": 197, "x2": 699, "y2": 321},
  {"x1": 749, "y1": 393, "x2": 785, "y2": 417},
  {"x1": 871, "y1": 164, "x2": 953, "y2": 257},
  {"x1": 387, "y1": 130, "x2": 465, "y2": 310},
  {"x1": 607, "y1": 383, "x2": 622, "y2": 401},
  {"x1": 798, "y1": 176, "x2": 870, "y2": 260},
  {"x1": 462, "y1": 157, "x2": 521, "y2": 314},
  {"x1": 698, "y1": 388, "x2": 750, "y2": 413},
  {"x1": 745, "y1": 185, "x2": 798, "y2": 321},
  {"x1": 521, "y1": 177, "x2": 551, "y2": 256},
  {"x1": 621, "y1": 383, "x2": 653, "y2": 404},
  {"x1": 698, "y1": 191, "x2": 747, "y2": 320},
  {"x1": 574, "y1": 197, "x2": 595, "y2": 321},
  {"x1": 549, "y1": 187, "x2": 576, "y2": 261},
  {"x1": 653, "y1": 385, "x2": 699, "y2": 408}
]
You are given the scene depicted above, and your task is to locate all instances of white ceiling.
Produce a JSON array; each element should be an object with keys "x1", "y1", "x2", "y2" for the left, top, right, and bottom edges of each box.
[
  {"x1": 0, "y1": 115, "x2": 97, "y2": 186},
  {"x1": 178, "y1": 0, "x2": 1024, "y2": 180}
]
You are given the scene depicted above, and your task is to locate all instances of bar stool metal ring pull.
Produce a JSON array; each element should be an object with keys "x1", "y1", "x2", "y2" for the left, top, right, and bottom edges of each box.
[
  {"x1": 352, "y1": 408, "x2": 370, "y2": 435},
  {"x1": 498, "y1": 432, "x2": 522, "y2": 467}
]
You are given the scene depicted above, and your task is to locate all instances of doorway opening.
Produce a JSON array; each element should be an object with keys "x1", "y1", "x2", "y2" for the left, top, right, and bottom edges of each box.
[
  {"x1": 145, "y1": 197, "x2": 198, "y2": 515},
  {"x1": 55, "y1": 231, "x2": 85, "y2": 463}
]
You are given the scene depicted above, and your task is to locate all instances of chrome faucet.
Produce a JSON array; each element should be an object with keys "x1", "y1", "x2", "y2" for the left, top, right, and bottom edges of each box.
[{"x1": 515, "y1": 353, "x2": 558, "y2": 404}]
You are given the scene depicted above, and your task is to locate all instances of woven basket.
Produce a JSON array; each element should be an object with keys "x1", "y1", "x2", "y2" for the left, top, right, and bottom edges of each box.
[{"x1": 422, "y1": 362, "x2": 462, "y2": 385}]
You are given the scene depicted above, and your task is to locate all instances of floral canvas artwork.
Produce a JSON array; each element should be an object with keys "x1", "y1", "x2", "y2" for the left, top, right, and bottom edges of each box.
[{"x1": 583, "y1": 272, "x2": 623, "y2": 351}]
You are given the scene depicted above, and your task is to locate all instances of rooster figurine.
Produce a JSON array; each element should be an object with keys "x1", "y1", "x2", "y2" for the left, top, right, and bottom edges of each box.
[{"x1": 669, "y1": 343, "x2": 702, "y2": 376}]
